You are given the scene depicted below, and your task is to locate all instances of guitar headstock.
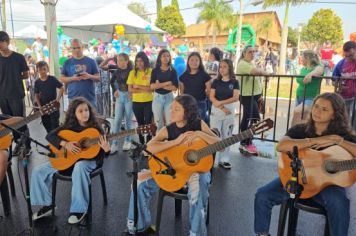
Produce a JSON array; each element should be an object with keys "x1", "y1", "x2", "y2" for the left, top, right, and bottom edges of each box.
[
  {"x1": 251, "y1": 118, "x2": 274, "y2": 135},
  {"x1": 137, "y1": 124, "x2": 157, "y2": 136},
  {"x1": 40, "y1": 100, "x2": 60, "y2": 115}
]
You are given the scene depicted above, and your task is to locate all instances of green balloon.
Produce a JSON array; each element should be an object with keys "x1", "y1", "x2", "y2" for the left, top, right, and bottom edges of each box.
[
  {"x1": 57, "y1": 26, "x2": 63, "y2": 35},
  {"x1": 59, "y1": 56, "x2": 68, "y2": 67}
]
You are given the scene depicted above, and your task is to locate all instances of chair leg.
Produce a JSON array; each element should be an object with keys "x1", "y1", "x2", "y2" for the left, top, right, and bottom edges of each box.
[
  {"x1": 155, "y1": 190, "x2": 166, "y2": 236},
  {"x1": 87, "y1": 184, "x2": 92, "y2": 226},
  {"x1": 51, "y1": 174, "x2": 57, "y2": 218},
  {"x1": 277, "y1": 201, "x2": 289, "y2": 236},
  {"x1": 206, "y1": 199, "x2": 210, "y2": 225},
  {"x1": 99, "y1": 172, "x2": 108, "y2": 205},
  {"x1": 175, "y1": 199, "x2": 182, "y2": 218},
  {"x1": 324, "y1": 216, "x2": 330, "y2": 236},
  {"x1": 7, "y1": 165, "x2": 16, "y2": 197},
  {"x1": 0, "y1": 175, "x2": 11, "y2": 216}
]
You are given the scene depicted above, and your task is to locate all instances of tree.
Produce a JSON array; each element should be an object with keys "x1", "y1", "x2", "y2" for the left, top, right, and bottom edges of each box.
[
  {"x1": 256, "y1": 16, "x2": 273, "y2": 49},
  {"x1": 127, "y1": 2, "x2": 151, "y2": 45},
  {"x1": 155, "y1": 5, "x2": 186, "y2": 36},
  {"x1": 156, "y1": 0, "x2": 162, "y2": 14},
  {"x1": 194, "y1": 0, "x2": 233, "y2": 46},
  {"x1": 172, "y1": 0, "x2": 179, "y2": 9},
  {"x1": 302, "y1": 8, "x2": 343, "y2": 47},
  {"x1": 287, "y1": 26, "x2": 298, "y2": 47},
  {"x1": 263, "y1": 0, "x2": 314, "y2": 74}
]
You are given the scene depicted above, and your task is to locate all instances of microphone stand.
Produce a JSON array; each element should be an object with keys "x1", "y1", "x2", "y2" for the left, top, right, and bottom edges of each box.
[
  {"x1": 285, "y1": 146, "x2": 306, "y2": 236},
  {"x1": 1, "y1": 123, "x2": 56, "y2": 235},
  {"x1": 126, "y1": 141, "x2": 175, "y2": 235}
]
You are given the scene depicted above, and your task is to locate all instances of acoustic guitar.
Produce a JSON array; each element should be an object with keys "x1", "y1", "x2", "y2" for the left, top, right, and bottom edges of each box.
[
  {"x1": 0, "y1": 100, "x2": 60, "y2": 150},
  {"x1": 278, "y1": 145, "x2": 356, "y2": 199},
  {"x1": 149, "y1": 118, "x2": 274, "y2": 192},
  {"x1": 49, "y1": 124, "x2": 157, "y2": 171}
]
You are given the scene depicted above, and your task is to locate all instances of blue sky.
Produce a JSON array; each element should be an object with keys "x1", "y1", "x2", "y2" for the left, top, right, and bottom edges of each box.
[{"x1": 4, "y1": 0, "x2": 356, "y2": 41}]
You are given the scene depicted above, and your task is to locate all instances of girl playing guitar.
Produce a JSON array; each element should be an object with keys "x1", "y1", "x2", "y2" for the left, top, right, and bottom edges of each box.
[
  {"x1": 254, "y1": 92, "x2": 356, "y2": 236},
  {"x1": 123, "y1": 94, "x2": 220, "y2": 235}
]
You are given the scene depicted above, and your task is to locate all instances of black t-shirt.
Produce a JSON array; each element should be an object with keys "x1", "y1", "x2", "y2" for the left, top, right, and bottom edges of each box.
[
  {"x1": 179, "y1": 71, "x2": 211, "y2": 101},
  {"x1": 34, "y1": 76, "x2": 63, "y2": 105},
  {"x1": 211, "y1": 78, "x2": 239, "y2": 101},
  {"x1": 108, "y1": 65, "x2": 130, "y2": 92},
  {"x1": 0, "y1": 51, "x2": 29, "y2": 99},
  {"x1": 166, "y1": 119, "x2": 202, "y2": 141},
  {"x1": 286, "y1": 124, "x2": 356, "y2": 143},
  {"x1": 150, "y1": 67, "x2": 178, "y2": 95}
]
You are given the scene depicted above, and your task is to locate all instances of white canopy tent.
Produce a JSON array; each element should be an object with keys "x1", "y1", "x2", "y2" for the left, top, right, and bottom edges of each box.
[
  {"x1": 61, "y1": 2, "x2": 165, "y2": 42},
  {"x1": 14, "y1": 25, "x2": 47, "y2": 39}
]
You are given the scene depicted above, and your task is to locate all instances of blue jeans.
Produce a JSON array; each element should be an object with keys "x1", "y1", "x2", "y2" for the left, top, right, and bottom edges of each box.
[
  {"x1": 197, "y1": 100, "x2": 209, "y2": 125},
  {"x1": 30, "y1": 160, "x2": 97, "y2": 213},
  {"x1": 152, "y1": 92, "x2": 174, "y2": 131},
  {"x1": 127, "y1": 172, "x2": 211, "y2": 235},
  {"x1": 254, "y1": 178, "x2": 350, "y2": 235},
  {"x1": 295, "y1": 96, "x2": 314, "y2": 107},
  {"x1": 112, "y1": 91, "x2": 133, "y2": 144}
]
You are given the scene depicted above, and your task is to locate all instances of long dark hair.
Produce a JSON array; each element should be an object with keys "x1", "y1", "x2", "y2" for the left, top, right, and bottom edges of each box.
[
  {"x1": 174, "y1": 94, "x2": 200, "y2": 129},
  {"x1": 117, "y1": 53, "x2": 133, "y2": 70},
  {"x1": 62, "y1": 97, "x2": 102, "y2": 133},
  {"x1": 217, "y1": 59, "x2": 236, "y2": 81},
  {"x1": 134, "y1": 51, "x2": 150, "y2": 76},
  {"x1": 185, "y1": 52, "x2": 205, "y2": 74},
  {"x1": 155, "y1": 49, "x2": 172, "y2": 69},
  {"x1": 305, "y1": 92, "x2": 351, "y2": 136},
  {"x1": 209, "y1": 47, "x2": 222, "y2": 62}
]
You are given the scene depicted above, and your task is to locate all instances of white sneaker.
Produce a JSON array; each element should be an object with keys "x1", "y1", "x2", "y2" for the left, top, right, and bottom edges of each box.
[
  {"x1": 122, "y1": 141, "x2": 131, "y2": 151},
  {"x1": 68, "y1": 212, "x2": 87, "y2": 224},
  {"x1": 110, "y1": 143, "x2": 119, "y2": 155}
]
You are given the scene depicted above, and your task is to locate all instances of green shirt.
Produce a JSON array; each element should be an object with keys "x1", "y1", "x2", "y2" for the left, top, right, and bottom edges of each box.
[
  {"x1": 296, "y1": 67, "x2": 322, "y2": 99},
  {"x1": 236, "y1": 60, "x2": 262, "y2": 96}
]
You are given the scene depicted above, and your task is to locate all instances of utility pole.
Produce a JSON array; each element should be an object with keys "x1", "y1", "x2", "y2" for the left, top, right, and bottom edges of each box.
[
  {"x1": 41, "y1": 0, "x2": 60, "y2": 78},
  {"x1": 1, "y1": 0, "x2": 6, "y2": 31}
]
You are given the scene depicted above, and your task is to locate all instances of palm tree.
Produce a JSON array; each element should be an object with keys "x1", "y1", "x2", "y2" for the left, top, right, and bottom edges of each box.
[
  {"x1": 195, "y1": 0, "x2": 233, "y2": 46},
  {"x1": 256, "y1": 16, "x2": 273, "y2": 49},
  {"x1": 262, "y1": 0, "x2": 313, "y2": 74},
  {"x1": 172, "y1": 0, "x2": 179, "y2": 9}
]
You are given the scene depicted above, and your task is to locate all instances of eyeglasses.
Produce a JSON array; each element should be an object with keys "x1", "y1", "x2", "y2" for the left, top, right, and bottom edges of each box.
[
  {"x1": 247, "y1": 50, "x2": 256, "y2": 54},
  {"x1": 71, "y1": 47, "x2": 81, "y2": 50}
]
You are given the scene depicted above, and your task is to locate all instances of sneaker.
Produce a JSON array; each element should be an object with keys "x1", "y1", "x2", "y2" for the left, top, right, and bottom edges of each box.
[
  {"x1": 68, "y1": 212, "x2": 87, "y2": 224},
  {"x1": 239, "y1": 144, "x2": 258, "y2": 156},
  {"x1": 122, "y1": 141, "x2": 132, "y2": 151},
  {"x1": 219, "y1": 162, "x2": 232, "y2": 169},
  {"x1": 110, "y1": 143, "x2": 120, "y2": 155},
  {"x1": 121, "y1": 225, "x2": 156, "y2": 235},
  {"x1": 32, "y1": 205, "x2": 55, "y2": 221}
]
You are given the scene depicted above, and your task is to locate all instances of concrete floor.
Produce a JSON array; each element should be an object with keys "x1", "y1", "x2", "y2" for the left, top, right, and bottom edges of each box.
[{"x1": 1, "y1": 118, "x2": 356, "y2": 236}]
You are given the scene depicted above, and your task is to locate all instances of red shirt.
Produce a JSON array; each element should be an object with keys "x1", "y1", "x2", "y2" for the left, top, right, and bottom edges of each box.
[{"x1": 320, "y1": 48, "x2": 334, "y2": 60}]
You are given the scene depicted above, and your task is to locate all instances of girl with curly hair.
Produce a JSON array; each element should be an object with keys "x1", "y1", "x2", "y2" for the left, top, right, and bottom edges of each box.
[
  {"x1": 123, "y1": 94, "x2": 220, "y2": 235},
  {"x1": 30, "y1": 97, "x2": 110, "y2": 225},
  {"x1": 254, "y1": 92, "x2": 356, "y2": 236},
  {"x1": 127, "y1": 51, "x2": 153, "y2": 144}
]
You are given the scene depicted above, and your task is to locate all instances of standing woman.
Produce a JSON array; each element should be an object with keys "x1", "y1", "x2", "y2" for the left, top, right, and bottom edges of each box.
[
  {"x1": 150, "y1": 49, "x2": 178, "y2": 130},
  {"x1": 127, "y1": 52, "x2": 153, "y2": 144},
  {"x1": 100, "y1": 53, "x2": 134, "y2": 153},
  {"x1": 236, "y1": 45, "x2": 269, "y2": 155},
  {"x1": 210, "y1": 59, "x2": 239, "y2": 169},
  {"x1": 179, "y1": 52, "x2": 212, "y2": 124}
]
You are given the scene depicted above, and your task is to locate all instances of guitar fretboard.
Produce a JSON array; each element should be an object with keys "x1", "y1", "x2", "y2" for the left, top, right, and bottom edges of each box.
[
  {"x1": 335, "y1": 159, "x2": 356, "y2": 172},
  {"x1": 193, "y1": 129, "x2": 254, "y2": 160},
  {"x1": 0, "y1": 112, "x2": 42, "y2": 138},
  {"x1": 86, "y1": 128, "x2": 138, "y2": 146}
]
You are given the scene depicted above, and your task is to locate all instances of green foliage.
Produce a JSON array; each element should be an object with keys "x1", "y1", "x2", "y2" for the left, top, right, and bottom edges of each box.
[
  {"x1": 287, "y1": 27, "x2": 298, "y2": 46},
  {"x1": 155, "y1": 5, "x2": 186, "y2": 36},
  {"x1": 194, "y1": 0, "x2": 233, "y2": 44},
  {"x1": 171, "y1": 0, "x2": 179, "y2": 9},
  {"x1": 256, "y1": 16, "x2": 273, "y2": 46},
  {"x1": 302, "y1": 8, "x2": 343, "y2": 46},
  {"x1": 156, "y1": 0, "x2": 162, "y2": 13}
]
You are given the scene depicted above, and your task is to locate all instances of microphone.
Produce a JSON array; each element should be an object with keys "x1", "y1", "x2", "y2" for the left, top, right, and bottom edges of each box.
[
  {"x1": 38, "y1": 151, "x2": 57, "y2": 158},
  {"x1": 293, "y1": 146, "x2": 298, "y2": 159},
  {"x1": 131, "y1": 140, "x2": 147, "y2": 150}
]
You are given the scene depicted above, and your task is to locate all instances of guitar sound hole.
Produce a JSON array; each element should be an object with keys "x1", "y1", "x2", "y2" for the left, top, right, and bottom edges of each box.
[
  {"x1": 186, "y1": 152, "x2": 198, "y2": 164},
  {"x1": 324, "y1": 160, "x2": 338, "y2": 174},
  {"x1": 79, "y1": 139, "x2": 89, "y2": 149}
]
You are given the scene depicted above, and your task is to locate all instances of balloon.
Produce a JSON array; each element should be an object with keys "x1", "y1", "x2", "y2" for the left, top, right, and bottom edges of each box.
[
  {"x1": 57, "y1": 26, "x2": 63, "y2": 35},
  {"x1": 173, "y1": 56, "x2": 185, "y2": 68},
  {"x1": 175, "y1": 64, "x2": 186, "y2": 80},
  {"x1": 113, "y1": 34, "x2": 119, "y2": 40},
  {"x1": 145, "y1": 25, "x2": 152, "y2": 32},
  {"x1": 115, "y1": 25, "x2": 125, "y2": 36},
  {"x1": 59, "y1": 56, "x2": 68, "y2": 67},
  {"x1": 90, "y1": 38, "x2": 99, "y2": 46}
]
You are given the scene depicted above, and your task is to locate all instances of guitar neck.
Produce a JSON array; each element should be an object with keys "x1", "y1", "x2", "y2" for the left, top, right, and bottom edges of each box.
[
  {"x1": 333, "y1": 159, "x2": 356, "y2": 172},
  {"x1": 0, "y1": 112, "x2": 41, "y2": 137},
  {"x1": 86, "y1": 128, "x2": 137, "y2": 146},
  {"x1": 195, "y1": 129, "x2": 254, "y2": 160}
]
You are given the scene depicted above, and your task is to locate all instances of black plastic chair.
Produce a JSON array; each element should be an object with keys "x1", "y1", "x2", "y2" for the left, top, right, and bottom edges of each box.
[
  {"x1": 277, "y1": 198, "x2": 330, "y2": 236},
  {"x1": 51, "y1": 118, "x2": 110, "y2": 225},
  {"x1": 155, "y1": 129, "x2": 220, "y2": 235}
]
